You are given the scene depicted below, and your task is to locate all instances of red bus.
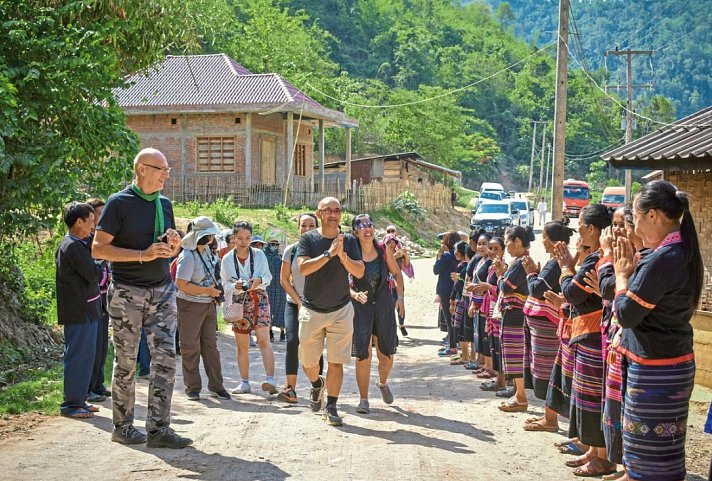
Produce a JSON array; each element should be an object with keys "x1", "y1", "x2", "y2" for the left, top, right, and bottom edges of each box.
[{"x1": 563, "y1": 179, "x2": 590, "y2": 217}]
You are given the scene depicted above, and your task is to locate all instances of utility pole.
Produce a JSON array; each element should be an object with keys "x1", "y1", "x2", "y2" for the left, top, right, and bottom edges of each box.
[
  {"x1": 528, "y1": 121, "x2": 538, "y2": 192},
  {"x1": 605, "y1": 47, "x2": 654, "y2": 201},
  {"x1": 551, "y1": 0, "x2": 569, "y2": 221},
  {"x1": 538, "y1": 123, "x2": 547, "y2": 194},
  {"x1": 544, "y1": 142, "x2": 552, "y2": 195}
]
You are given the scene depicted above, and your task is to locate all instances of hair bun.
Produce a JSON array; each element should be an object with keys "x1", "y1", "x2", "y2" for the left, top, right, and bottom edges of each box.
[
  {"x1": 559, "y1": 217, "x2": 570, "y2": 226},
  {"x1": 675, "y1": 190, "x2": 690, "y2": 211}
]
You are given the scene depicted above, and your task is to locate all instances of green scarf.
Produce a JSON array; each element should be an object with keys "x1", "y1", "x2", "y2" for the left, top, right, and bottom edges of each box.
[{"x1": 131, "y1": 182, "x2": 165, "y2": 241}]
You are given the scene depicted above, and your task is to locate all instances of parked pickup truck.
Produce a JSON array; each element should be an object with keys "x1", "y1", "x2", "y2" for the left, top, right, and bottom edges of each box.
[{"x1": 470, "y1": 200, "x2": 520, "y2": 236}]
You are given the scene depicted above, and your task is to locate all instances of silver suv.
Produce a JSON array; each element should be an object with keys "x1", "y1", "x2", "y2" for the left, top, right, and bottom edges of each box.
[
  {"x1": 470, "y1": 200, "x2": 520, "y2": 236},
  {"x1": 506, "y1": 198, "x2": 535, "y2": 240}
]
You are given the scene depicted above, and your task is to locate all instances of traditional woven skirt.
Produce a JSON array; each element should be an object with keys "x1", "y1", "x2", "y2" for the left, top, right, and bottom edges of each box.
[
  {"x1": 453, "y1": 298, "x2": 465, "y2": 330},
  {"x1": 500, "y1": 309, "x2": 525, "y2": 380},
  {"x1": 568, "y1": 334, "x2": 606, "y2": 447},
  {"x1": 458, "y1": 297, "x2": 475, "y2": 343},
  {"x1": 622, "y1": 358, "x2": 695, "y2": 481},
  {"x1": 545, "y1": 335, "x2": 574, "y2": 417},
  {"x1": 524, "y1": 315, "x2": 559, "y2": 400},
  {"x1": 603, "y1": 325, "x2": 625, "y2": 464},
  {"x1": 472, "y1": 307, "x2": 489, "y2": 354}
]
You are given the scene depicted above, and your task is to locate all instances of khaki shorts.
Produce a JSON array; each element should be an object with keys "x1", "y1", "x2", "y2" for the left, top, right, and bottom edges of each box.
[{"x1": 298, "y1": 302, "x2": 354, "y2": 368}]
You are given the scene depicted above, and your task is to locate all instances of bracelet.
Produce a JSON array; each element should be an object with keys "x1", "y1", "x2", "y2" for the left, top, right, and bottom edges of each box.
[
  {"x1": 138, "y1": 249, "x2": 143, "y2": 264},
  {"x1": 397, "y1": 297, "x2": 404, "y2": 300}
]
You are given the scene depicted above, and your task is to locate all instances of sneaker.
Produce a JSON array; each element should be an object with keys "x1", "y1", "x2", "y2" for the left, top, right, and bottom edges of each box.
[
  {"x1": 399, "y1": 326, "x2": 408, "y2": 336},
  {"x1": 355, "y1": 399, "x2": 370, "y2": 414},
  {"x1": 322, "y1": 405, "x2": 343, "y2": 426},
  {"x1": 269, "y1": 329, "x2": 274, "y2": 342},
  {"x1": 112, "y1": 424, "x2": 147, "y2": 445},
  {"x1": 309, "y1": 375, "x2": 326, "y2": 412},
  {"x1": 186, "y1": 391, "x2": 201, "y2": 401},
  {"x1": 376, "y1": 382, "x2": 394, "y2": 405},
  {"x1": 232, "y1": 381, "x2": 251, "y2": 394},
  {"x1": 261, "y1": 377, "x2": 278, "y2": 395},
  {"x1": 249, "y1": 336, "x2": 257, "y2": 347},
  {"x1": 277, "y1": 385, "x2": 298, "y2": 404},
  {"x1": 279, "y1": 330, "x2": 286, "y2": 342},
  {"x1": 146, "y1": 426, "x2": 193, "y2": 449},
  {"x1": 209, "y1": 389, "x2": 231, "y2": 401},
  {"x1": 86, "y1": 392, "x2": 106, "y2": 403}
]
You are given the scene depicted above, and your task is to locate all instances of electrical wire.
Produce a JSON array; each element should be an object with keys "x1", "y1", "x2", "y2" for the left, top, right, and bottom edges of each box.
[
  {"x1": 561, "y1": 34, "x2": 710, "y2": 129},
  {"x1": 302, "y1": 41, "x2": 556, "y2": 109},
  {"x1": 564, "y1": 137, "x2": 627, "y2": 160}
]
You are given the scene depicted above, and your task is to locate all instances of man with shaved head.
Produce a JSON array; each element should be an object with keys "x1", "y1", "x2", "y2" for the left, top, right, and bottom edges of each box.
[
  {"x1": 297, "y1": 197, "x2": 364, "y2": 425},
  {"x1": 93, "y1": 148, "x2": 191, "y2": 448}
]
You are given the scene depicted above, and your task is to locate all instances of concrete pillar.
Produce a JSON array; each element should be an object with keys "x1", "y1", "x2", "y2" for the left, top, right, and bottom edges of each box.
[{"x1": 245, "y1": 112, "x2": 252, "y2": 187}]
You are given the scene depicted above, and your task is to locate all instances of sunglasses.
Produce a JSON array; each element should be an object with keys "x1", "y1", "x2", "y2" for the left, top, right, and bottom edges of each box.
[
  {"x1": 268, "y1": 242, "x2": 279, "y2": 247},
  {"x1": 356, "y1": 221, "x2": 375, "y2": 230}
]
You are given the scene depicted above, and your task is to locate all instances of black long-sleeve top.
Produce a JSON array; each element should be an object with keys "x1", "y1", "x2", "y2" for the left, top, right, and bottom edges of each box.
[
  {"x1": 451, "y1": 261, "x2": 468, "y2": 301},
  {"x1": 561, "y1": 251, "x2": 603, "y2": 343},
  {"x1": 524, "y1": 258, "x2": 562, "y2": 325},
  {"x1": 613, "y1": 232, "x2": 694, "y2": 363},
  {"x1": 434, "y1": 251, "x2": 458, "y2": 298},
  {"x1": 55, "y1": 234, "x2": 103, "y2": 325},
  {"x1": 498, "y1": 256, "x2": 529, "y2": 326}
]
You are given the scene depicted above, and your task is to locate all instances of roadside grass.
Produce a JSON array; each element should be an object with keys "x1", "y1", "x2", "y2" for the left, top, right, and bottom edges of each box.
[
  {"x1": 0, "y1": 365, "x2": 63, "y2": 415},
  {"x1": 454, "y1": 186, "x2": 478, "y2": 209}
]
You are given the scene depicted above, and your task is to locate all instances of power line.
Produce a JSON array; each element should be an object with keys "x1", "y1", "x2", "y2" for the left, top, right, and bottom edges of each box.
[
  {"x1": 564, "y1": 136, "x2": 627, "y2": 159},
  {"x1": 629, "y1": 3, "x2": 689, "y2": 50},
  {"x1": 302, "y1": 42, "x2": 556, "y2": 109},
  {"x1": 562, "y1": 34, "x2": 710, "y2": 129},
  {"x1": 655, "y1": 24, "x2": 703, "y2": 52}
]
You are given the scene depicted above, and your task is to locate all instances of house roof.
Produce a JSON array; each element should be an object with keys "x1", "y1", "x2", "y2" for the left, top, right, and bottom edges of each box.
[
  {"x1": 324, "y1": 152, "x2": 462, "y2": 178},
  {"x1": 114, "y1": 54, "x2": 357, "y2": 127},
  {"x1": 602, "y1": 106, "x2": 712, "y2": 170}
]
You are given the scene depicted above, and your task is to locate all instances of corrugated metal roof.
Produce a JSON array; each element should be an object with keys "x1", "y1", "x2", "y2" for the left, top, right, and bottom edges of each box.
[
  {"x1": 114, "y1": 54, "x2": 358, "y2": 127},
  {"x1": 603, "y1": 106, "x2": 712, "y2": 170},
  {"x1": 324, "y1": 151, "x2": 461, "y2": 177}
]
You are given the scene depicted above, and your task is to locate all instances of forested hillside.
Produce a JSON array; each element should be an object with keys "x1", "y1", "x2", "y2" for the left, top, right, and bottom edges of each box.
[{"x1": 481, "y1": 0, "x2": 711, "y2": 117}]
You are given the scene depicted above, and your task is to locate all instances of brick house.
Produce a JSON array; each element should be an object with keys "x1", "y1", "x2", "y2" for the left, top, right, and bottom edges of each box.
[
  {"x1": 114, "y1": 54, "x2": 358, "y2": 202},
  {"x1": 603, "y1": 104, "x2": 712, "y2": 387},
  {"x1": 322, "y1": 152, "x2": 461, "y2": 185}
]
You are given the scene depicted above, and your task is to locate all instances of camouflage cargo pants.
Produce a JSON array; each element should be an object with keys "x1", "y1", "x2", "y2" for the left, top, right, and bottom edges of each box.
[{"x1": 108, "y1": 281, "x2": 177, "y2": 432}]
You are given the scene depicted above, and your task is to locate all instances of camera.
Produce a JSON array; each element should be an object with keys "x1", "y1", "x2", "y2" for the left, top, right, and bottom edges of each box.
[
  {"x1": 214, "y1": 284, "x2": 225, "y2": 303},
  {"x1": 239, "y1": 279, "x2": 250, "y2": 292}
]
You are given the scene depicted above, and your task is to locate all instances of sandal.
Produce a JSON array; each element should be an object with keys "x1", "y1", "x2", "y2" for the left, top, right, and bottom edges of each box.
[
  {"x1": 523, "y1": 420, "x2": 559, "y2": 432},
  {"x1": 464, "y1": 361, "x2": 480, "y2": 370},
  {"x1": 572, "y1": 458, "x2": 617, "y2": 477},
  {"x1": 61, "y1": 407, "x2": 94, "y2": 419},
  {"x1": 480, "y1": 381, "x2": 503, "y2": 392},
  {"x1": 476, "y1": 369, "x2": 497, "y2": 379},
  {"x1": 450, "y1": 359, "x2": 465, "y2": 365},
  {"x1": 565, "y1": 455, "x2": 593, "y2": 468},
  {"x1": 558, "y1": 442, "x2": 586, "y2": 456},
  {"x1": 83, "y1": 404, "x2": 100, "y2": 413},
  {"x1": 498, "y1": 397, "x2": 528, "y2": 413}
]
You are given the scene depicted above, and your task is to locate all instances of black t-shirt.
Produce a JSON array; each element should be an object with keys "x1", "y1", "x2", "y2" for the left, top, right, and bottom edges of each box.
[
  {"x1": 96, "y1": 186, "x2": 175, "y2": 287},
  {"x1": 297, "y1": 229, "x2": 362, "y2": 313}
]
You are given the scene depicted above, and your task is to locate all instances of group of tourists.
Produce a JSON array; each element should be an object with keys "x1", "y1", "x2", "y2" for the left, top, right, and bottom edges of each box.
[
  {"x1": 55, "y1": 148, "x2": 415, "y2": 449},
  {"x1": 434, "y1": 182, "x2": 705, "y2": 480}
]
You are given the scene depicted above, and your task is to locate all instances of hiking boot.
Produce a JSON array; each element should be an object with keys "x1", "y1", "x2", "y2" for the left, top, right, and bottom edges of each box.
[
  {"x1": 309, "y1": 375, "x2": 326, "y2": 412},
  {"x1": 232, "y1": 381, "x2": 251, "y2": 394},
  {"x1": 277, "y1": 385, "x2": 298, "y2": 404},
  {"x1": 112, "y1": 424, "x2": 147, "y2": 445},
  {"x1": 376, "y1": 381, "x2": 394, "y2": 405},
  {"x1": 209, "y1": 389, "x2": 231, "y2": 401},
  {"x1": 186, "y1": 391, "x2": 201, "y2": 401},
  {"x1": 355, "y1": 399, "x2": 370, "y2": 414},
  {"x1": 146, "y1": 426, "x2": 193, "y2": 449},
  {"x1": 322, "y1": 405, "x2": 343, "y2": 426}
]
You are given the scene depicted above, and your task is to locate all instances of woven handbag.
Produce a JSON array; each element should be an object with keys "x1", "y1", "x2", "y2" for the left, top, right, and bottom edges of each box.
[{"x1": 222, "y1": 302, "x2": 244, "y2": 323}]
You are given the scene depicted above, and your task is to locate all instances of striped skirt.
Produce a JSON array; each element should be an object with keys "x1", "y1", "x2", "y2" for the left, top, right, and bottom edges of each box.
[
  {"x1": 458, "y1": 297, "x2": 475, "y2": 343},
  {"x1": 472, "y1": 306, "x2": 489, "y2": 354},
  {"x1": 525, "y1": 315, "x2": 559, "y2": 400},
  {"x1": 622, "y1": 359, "x2": 695, "y2": 481},
  {"x1": 500, "y1": 310, "x2": 525, "y2": 380},
  {"x1": 546, "y1": 335, "x2": 574, "y2": 417},
  {"x1": 603, "y1": 326, "x2": 625, "y2": 464},
  {"x1": 568, "y1": 335, "x2": 606, "y2": 447}
]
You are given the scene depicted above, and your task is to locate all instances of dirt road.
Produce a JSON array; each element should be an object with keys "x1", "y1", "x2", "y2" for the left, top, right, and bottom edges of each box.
[{"x1": 0, "y1": 250, "x2": 710, "y2": 480}]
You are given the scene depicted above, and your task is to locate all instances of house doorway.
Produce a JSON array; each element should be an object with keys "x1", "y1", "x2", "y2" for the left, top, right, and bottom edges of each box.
[{"x1": 260, "y1": 138, "x2": 276, "y2": 184}]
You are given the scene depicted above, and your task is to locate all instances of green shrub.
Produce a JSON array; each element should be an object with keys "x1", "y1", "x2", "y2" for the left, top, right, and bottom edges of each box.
[
  {"x1": 185, "y1": 200, "x2": 203, "y2": 217},
  {"x1": 392, "y1": 191, "x2": 427, "y2": 216},
  {"x1": 15, "y1": 240, "x2": 60, "y2": 325},
  {"x1": 213, "y1": 197, "x2": 240, "y2": 227},
  {"x1": 274, "y1": 203, "x2": 290, "y2": 223}
]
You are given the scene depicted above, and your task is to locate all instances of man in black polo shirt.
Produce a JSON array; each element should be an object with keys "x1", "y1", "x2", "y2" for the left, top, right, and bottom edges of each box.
[
  {"x1": 93, "y1": 148, "x2": 191, "y2": 448},
  {"x1": 297, "y1": 197, "x2": 364, "y2": 426}
]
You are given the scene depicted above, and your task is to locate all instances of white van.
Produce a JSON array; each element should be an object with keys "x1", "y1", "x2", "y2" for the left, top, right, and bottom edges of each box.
[{"x1": 480, "y1": 182, "x2": 504, "y2": 194}]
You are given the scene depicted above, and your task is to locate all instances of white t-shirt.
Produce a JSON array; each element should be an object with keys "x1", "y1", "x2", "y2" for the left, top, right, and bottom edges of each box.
[
  {"x1": 537, "y1": 201, "x2": 547, "y2": 213},
  {"x1": 282, "y1": 243, "x2": 305, "y2": 304}
]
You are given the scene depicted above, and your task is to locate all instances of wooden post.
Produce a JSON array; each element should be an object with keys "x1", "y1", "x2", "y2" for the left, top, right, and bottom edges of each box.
[
  {"x1": 551, "y1": 0, "x2": 569, "y2": 221},
  {"x1": 318, "y1": 119, "x2": 325, "y2": 193},
  {"x1": 245, "y1": 113, "x2": 252, "y2": 187},
  {"x1": 287, "y1": 111, "x2": 294, "y2": 194},
  {"x1": 345, "y1": 128, "x2": 352, "y2": 190}
]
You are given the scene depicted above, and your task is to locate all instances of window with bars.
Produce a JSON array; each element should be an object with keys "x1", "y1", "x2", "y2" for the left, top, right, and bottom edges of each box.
[
  {"x1": 196, "y1": 136, "x2": 235, "y2": 172},
  {"x1": 294, "y1": 144, "x2": 307, "y2": 177}
]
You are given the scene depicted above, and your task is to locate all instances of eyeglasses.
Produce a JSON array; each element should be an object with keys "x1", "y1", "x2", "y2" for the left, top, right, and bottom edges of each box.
[
  {"x1": 268, "y1": 242, "x2": 279, "y2": 247},
  {"x1": 141, "y1": 164, "x2": 171, "y2": 174},
  {"x1": 356, "y1": 221, "x2": 375, "y2": 230},
  {"x1": 386, "y1": 229, "x2": 396, "y2": 233},
  {"x1": 319, "y1": 208, "x2": 342, "y2": 215}
]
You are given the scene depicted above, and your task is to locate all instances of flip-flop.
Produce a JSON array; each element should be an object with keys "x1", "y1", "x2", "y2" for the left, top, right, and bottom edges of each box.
[
  {"x1": 558, "y1": 442, "x2": 586, "y2": 456},
  {"x1": 523, "y1": 421, "x2": 559, "y2": 432},
  {"x1": 83, "y1": 404, "x2": 100, "y2": 413},
  {"x1": 498, "y1": 398, "x2": 528, "y2": 413},
  {"x1": 61, "y1": 407, "x2": 94, "y2": 419},
  {"x1": 572, "y1": 459, "x2": 617, "y2": 478}
]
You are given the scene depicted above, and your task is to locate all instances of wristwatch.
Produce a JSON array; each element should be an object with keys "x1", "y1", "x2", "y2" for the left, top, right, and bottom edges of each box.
[{"x1": 323, "y1": 250, "x2": 331, "y2": 259}]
